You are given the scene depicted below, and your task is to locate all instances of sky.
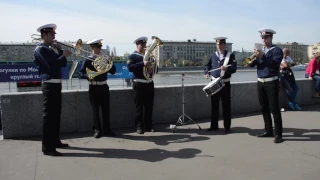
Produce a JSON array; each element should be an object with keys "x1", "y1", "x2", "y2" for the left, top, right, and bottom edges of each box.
[{"x1": 0, "y1": 0, "x2": 319, "y2": 55}]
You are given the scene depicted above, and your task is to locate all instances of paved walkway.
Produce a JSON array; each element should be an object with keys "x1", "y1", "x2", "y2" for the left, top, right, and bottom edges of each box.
[{"x1": 1, "y1": 105, "x2": 320, "y2": 180}]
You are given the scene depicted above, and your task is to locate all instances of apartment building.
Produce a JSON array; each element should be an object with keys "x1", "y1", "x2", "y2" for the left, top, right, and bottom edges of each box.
[
  {"x1": 154, "y1": 39, "x2": 232, "y2": 64},
  {"x1": 308, "y1": 43, "x2": 320, "y2": 60},
  {"x1": 276, "y1": 42, "x2": 308, "y2": 63},
  {"x1": 0, "y1": 42, "x2": 100, "y2": 62},
  {"x1": 0, "y1": 43, "x2": 36, "y2": 61},
  {"x1": 233, "y1": 50, "x2": 254, "y2": 65}
]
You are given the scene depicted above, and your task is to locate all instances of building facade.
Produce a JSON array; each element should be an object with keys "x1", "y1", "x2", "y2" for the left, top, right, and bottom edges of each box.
[
  {"x1": 0, "y1": 43, "x2": 36, "y2": 61},
  {"x1": 233, "y1": 50, "x2": 254, "y2": 66},
  {"x1": 154, "y1": 39, "x2": 232, "y2": 67},
  {"x1": 275, "y1": 42, "x2": 309, "y2": 63},
  {"x1": 308, "y1": 43, "x2": 320, "y2": 60},
  {"x1": 0, "y1": 42, "x2": 102, "y2": 62}
]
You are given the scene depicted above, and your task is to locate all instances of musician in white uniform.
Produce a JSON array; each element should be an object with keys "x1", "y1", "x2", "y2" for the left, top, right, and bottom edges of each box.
[{"x1": 204, "y1": 37, "x2": 237, "y2": 134}]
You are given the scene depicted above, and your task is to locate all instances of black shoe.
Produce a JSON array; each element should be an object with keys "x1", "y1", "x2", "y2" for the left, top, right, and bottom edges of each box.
[
  {"x1": 104, "y1": 131, "x2": 117, "y2": 137},
  {"x1": 274, "y1": 135, "x2": 284, "y2": 143},
  {"x1": 137, "y1": 128, "x2": 144, "y2": 134},
  {"x1": 43, "y1": 151, "x2": 63, "y2": 156},
  {"x1": 56, "y1": 143, "x2": 69, "y2": 148},
  {"x1": 225, "y1": 129, "x2": 231, "y2": 134},
  {"x1": 207, "y1": 127, "x2": 219, "y2": 131},
  {"x1": 94, "y1": 131, "x2": 102, "y2": 138},
  {"x1": 257, "y1": 132, "x2": 273, "y2": 137}
]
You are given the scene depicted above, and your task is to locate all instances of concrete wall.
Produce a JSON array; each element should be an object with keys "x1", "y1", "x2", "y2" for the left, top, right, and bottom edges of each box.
[{"x1": 1, "y1": 79, "x2": 320, "y2": 139}]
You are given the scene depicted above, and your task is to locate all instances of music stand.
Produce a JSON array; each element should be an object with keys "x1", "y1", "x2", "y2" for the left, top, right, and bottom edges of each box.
[{"x1": 170, "y1": 73, "x2": 201, "y2": 133}]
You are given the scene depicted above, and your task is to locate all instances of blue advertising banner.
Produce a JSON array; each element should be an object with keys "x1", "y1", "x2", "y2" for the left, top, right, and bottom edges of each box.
[
  {"x1": 0, "y1": 64, "x2": 70, "y2": 82},
  {"x1": 108, "y1": 63, "x2": 133, "y2": 79},
  {"x1": 0, "y1": 62, "x2": 132, "y2": 82},
  {"x1": 0, "y1": 64, "x2": 40, "y2": 82}
]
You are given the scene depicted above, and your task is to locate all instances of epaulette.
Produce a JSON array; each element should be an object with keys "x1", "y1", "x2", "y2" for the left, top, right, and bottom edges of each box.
[{"x1": 34, "y1": 45, "x2": 43, "y2": 53}]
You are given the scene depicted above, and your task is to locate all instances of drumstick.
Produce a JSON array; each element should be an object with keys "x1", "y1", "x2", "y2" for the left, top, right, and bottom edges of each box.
[{"x1": 208, "y1": 64, "x2": 231, "y2": 72}]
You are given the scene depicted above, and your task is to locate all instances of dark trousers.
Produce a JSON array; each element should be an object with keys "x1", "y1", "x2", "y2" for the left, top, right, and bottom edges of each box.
[
  {"x1": 89, "y1": 84, "x2": 111, "y2": 133},
  {"x1": 210, "y1": 82, "x2": 231, "y2": 130},
  {"x1": 257, "y1": 80, "x2": 283, "y2": 136},
  {"x1": 42, "y1": 83, "x2": 62, "y2": 152},
  {"x1": 279, "y1": 73, "x2": 299, "y2": 104},
  {"x1": 133, "y1": 81, "x2": 154, "y2": 130}
]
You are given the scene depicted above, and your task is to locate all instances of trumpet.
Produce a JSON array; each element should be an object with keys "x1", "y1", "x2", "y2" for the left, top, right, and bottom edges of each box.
[
  {"x1": 31, "y1": 34, "x2": 113, "y2": 80},
  {"x1": 244, "y1": 53, "x2": 257, "y2": 67}
]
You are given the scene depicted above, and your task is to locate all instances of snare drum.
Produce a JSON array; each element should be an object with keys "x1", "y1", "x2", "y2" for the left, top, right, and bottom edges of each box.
[{"x1": 202, "y1": 77, "x2": 225, "y2": 97}]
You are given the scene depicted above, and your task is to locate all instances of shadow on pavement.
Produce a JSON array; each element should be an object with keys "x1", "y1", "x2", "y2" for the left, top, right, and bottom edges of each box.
[
  {"x1": 119, "y1": 134, "x2": 210, "y2": 146},
  {"x1": 231, "y1": 126, "x2": 320, "y2": 142},
  {"x1": 61, "y1": 147, "x2": 213, "y2": 162}
]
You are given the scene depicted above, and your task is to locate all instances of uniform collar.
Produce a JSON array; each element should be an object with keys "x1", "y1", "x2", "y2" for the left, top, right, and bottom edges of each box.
[
  {"x1": 134, "y1": 50, "x2": 144, "y2": 55},
  {"x1": 39, "y1": 43, "x2": 50, "y2": 48},
  {"x1": 263, "y1": 44, "x2": 276, "y2": 50},
  {"x1": 133, "y1": 50, "x2": 144, "y2": 57},
  {"x1": 263, "y1": 45, "x2": 276, "y2": 54},
  {"x1": 88, "y1": 54, "x2": 97, "y2": 59},
  {"x1": 216, "y1": 50, "x2": 228, "y2": 56}
]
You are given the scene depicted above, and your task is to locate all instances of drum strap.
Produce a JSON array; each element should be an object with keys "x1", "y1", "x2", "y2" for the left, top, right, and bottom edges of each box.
[{"x1": 219, "y1": 51, "x2": 231, "y2": 77}]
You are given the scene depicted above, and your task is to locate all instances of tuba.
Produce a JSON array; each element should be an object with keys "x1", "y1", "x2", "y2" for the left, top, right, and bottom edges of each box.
[
  {"x1": 143, "y1": 36, "x2": 163, "y2": 81},
  {"x1": 244, "y1": 53, "x2": 257, "y2": 67},
  {"x1": 31, "y1": 34, "x2": 113, "y2": 80}
]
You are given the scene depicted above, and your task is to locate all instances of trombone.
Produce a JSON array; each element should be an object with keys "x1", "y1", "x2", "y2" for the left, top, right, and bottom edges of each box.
[
  {"x1": 31, "y1": 34, "x2": 113, "y2": 79},
  {"x1": 31, "y1": 34, "x2": 110, "y2": 61}
]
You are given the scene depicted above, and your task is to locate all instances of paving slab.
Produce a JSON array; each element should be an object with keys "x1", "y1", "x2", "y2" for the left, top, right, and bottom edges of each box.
[{"x1": 0, "y1": 105, "x2": 320, "y2": 180}]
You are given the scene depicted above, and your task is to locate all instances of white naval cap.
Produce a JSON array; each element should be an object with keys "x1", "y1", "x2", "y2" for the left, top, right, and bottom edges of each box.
[
  {"x1": 258, "y1": 28, "x2": 276, "y2": 36},
  {"x1": 214, "y1": 37, "x2": 228, "y2": 45},
  {"x1": 134, "y1": 36, "x2": 148, "y2": 44},
  {"x1": 37, "y1": 23, "x2": 57, "y2": 33},
  {"x1": 87, "y1": 39, "x2": 103, "y2": 47}
]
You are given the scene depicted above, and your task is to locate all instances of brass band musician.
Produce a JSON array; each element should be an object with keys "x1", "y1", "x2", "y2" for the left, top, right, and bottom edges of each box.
[
  {"x1": 79, "y1": 39, "x2": 116, "y2": 138},
  {"x1": 33, "y1": 23, "x2": 72, "y2": 156},
  {"x1": 204, "y1": 37, "x2": 237, "y2": 134},
  {"x1": 127, "y1": 37, "x2": 156, "y2": 134},
  {"x1": 248, "y1": 29, "x2": 284, "y2": 143}
]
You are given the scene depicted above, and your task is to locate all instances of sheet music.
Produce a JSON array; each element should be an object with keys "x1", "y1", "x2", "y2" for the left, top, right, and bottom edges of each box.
[{"x1": 254, "y1": 43, "x2": 263, "y2": 51}]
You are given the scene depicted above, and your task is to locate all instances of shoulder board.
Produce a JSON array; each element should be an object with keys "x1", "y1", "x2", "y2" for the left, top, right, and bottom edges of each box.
[
  {"x1": 34, "y1": 45, "x2": 43, "y2": 53},
  {"x1": 133, "y1": 53, "x2": 144, "y2": 57}
]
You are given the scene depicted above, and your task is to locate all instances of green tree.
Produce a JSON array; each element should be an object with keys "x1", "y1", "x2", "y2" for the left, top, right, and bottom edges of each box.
[
  {"x1": 297, "y1": 57, "x2": 303, "y2": 64},
  {"x1": 184, "y1": 60, "x2": 190, "y2": 66},
  {"x1": 178, "y1": 58, "x2": 184, "y2": 67},
  {"x1": 202, "y1": 55, "x2": 208, "y2": 66},
  {"x1": 112, "y1": 56, "x2": 122, "y2": 61}
]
